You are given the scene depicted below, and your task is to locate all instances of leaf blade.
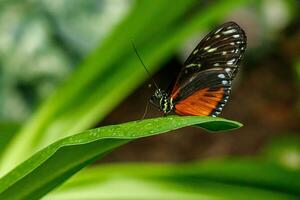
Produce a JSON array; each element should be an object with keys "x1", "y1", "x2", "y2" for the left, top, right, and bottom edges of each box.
[
  {"x1": 46, "y1": 160, "x2": 300, "y2": 200},
  {"x1": 0, "y1": 116, "x2": 241, "y2": 199}
]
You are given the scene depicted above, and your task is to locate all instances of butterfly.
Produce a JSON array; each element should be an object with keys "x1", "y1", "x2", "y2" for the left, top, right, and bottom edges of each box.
[{"x1": 149, "y1": 22, "x2": 247, "y2": 117}]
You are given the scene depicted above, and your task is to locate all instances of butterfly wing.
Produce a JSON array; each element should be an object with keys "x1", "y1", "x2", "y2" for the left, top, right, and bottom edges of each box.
[
  {"x1": 171, "y1": 22, "x2": 247, "y2": 116},
  {"x1": 171, "y1": 22, "x2": 246, "y2": 96},
  {"x1": 184, "y1": 22, "x2": 246, "y2": 71},
  {"x1": 173, "y1": 68, "x2": 231, "y2": 116}
]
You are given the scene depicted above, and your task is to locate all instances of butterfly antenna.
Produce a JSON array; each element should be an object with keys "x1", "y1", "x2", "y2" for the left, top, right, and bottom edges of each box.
[{"x1": 131, "y1": 41, "x2": 159, "y2": 90}]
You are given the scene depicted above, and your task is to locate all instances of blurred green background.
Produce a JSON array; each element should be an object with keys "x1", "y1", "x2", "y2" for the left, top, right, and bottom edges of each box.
[{"x1": 0, "y1": 0, "x2": 299, "y2": 199}]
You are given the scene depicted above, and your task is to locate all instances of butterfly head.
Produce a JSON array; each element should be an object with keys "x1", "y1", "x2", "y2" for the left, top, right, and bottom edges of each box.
[{"x1": 150, "y1": 89, "x2": 173, "y2": 114}]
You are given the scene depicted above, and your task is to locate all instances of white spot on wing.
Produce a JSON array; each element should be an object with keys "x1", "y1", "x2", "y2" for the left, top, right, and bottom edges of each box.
[
  {"x1": 222, "y1": 80, "x2": 228, "y2": 85},
  {"x1": 222, "y1": 29, "x2": 236, "y2": 35},
  {"x1": 203, "y1": 46, "x2": 210, "y2": 51},
  {"x1": 186, "y1": 64, "x2": 194, "y2": 68},
  {"x1": 233, "y1": 34, "x2": 240, "y2": 38},
  {"x1": 222, "y1": 51, "x2": 227, "y2": 55},
  {"x1": 189, "y1": 77, "x2": 196, "y2": 82},
  {"x1": 215, "y1": 34, "x2": 220, "y2": 38},
  {"x1": 215, "y1": 28, "x2": 222, "y2": 34},
  {"x1": 186, "y1": 63, "x2": 201, "y2": 68},
  {"x1": 207, "y1": 47, "x2": 217, "y2": 53},
  {"x1": 214, "y1": 63, "x2": 220, "y2": 67},
  {"x1": 193, "y1": 49, "x2": 199, "y2": 54},
  {"x1": 214, "y1": 111, "x2": 221, "y2": 115},
  {"x1": 227, "y1": 59, "x2": 236, "y2": 65},
  {"x1": 218, "y1": 74, "x2": 225, "y2": 78},
  {"x1": 225, "y1": 68, "x2": 231, "y2": 73}
]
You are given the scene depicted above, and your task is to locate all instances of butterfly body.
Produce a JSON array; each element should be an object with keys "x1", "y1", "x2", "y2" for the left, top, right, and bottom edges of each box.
[
  {"x1": 150, "y1": 22, "x2": 247, "y2": 117},
  {"x1": 150, "y1": 88, "x2": 173, "y2": 114}
]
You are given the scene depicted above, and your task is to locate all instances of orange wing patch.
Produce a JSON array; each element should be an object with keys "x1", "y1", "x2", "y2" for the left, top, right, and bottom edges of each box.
[{"x1": 175, "y1": 87, "x2": 224, "y2": 116}]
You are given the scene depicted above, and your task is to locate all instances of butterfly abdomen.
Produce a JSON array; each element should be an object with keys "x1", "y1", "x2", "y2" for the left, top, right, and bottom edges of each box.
[{"x1": 160, "y1": 96, "x2": 174, "y2": 114}]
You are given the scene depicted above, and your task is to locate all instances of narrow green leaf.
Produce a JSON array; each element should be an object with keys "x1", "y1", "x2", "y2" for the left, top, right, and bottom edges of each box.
[
  {"x1": 0, "y1": 116, "x2": 241, "y2": 200},
  {"x1": 55, "y1": 159, "x2": 300, "y2": 196},
  {"x1": 45, "y1": 160, "x2": 300, "y2": 200},
  {"x1": 0, "y1": 122, "x2": 20, "y2": 157}
]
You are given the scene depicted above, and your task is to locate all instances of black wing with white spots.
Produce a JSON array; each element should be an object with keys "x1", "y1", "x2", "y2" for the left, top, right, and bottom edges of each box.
[
  {"x1": 170, "y1": 21, "x2": 247, "y2": 117},
  {"x1": 173, "y1": 21, "x2": 246, "y2": 91}
]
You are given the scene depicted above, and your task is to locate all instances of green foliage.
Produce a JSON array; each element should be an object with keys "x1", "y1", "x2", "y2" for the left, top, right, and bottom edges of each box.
[
  {"x1": 4, "y1": 0, "x2": 295, "y2": 199},
  {"x1": 0, "y1": 116, "x2": 241, "y2": 200},
  {"x1": 0, "y1": 122, "x2": 20, "y2": 157},
  {"x1": 0, "y1": 0, "x2": 251, "y2": 175},
  {"x1": 45, "y1": 159, "x2": 300, "y2": 200}
]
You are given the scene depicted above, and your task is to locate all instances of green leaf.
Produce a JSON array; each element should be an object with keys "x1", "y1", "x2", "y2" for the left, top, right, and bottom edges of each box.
[
  {"x1": 0, "y1": 122, "x2": 20, "y2": 157},
  {"x1": 0, "y1": 116, "x2": 241, "y2": 200},
  {"x1": 45, "y1": 159, "x2": 300, "y2": 200}
]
